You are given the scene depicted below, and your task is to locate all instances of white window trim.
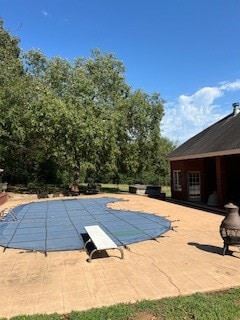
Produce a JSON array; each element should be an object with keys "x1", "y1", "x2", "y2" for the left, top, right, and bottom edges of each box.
[{"x1": 173, "y1": 170, "x2": 182, "y2": 191}]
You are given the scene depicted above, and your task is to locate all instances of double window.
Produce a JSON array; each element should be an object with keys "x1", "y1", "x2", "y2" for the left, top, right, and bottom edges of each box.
[{"x1": 173, "y1": 170, "x2": 182, "y2": 191}]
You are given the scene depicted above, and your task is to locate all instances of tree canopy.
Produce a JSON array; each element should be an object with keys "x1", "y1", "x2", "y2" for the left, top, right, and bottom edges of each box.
[{"x1": 0, "y1": 19, "x2": 174, "y2": 187}]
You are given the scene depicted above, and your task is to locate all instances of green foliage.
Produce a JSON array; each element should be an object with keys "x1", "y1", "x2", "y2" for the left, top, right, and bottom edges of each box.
[
  {"x1": 0, "y1": 18, "x2": 23, "y2": 85},
  {"x1": 68, "y1": 304, "x2": 132, "y2": 320},
  {"x1": 9, "y1": 313, "x2": 61, "y2": 320},
  {"x1": 23, "y1": 49, "x2": 47, "y2": 77},
  {"x1": 158, "y1": 290, "x2": 240, "y2": 320},
  {"x1": 0, "y1": 18, "x2": 174, "y2": 186}
]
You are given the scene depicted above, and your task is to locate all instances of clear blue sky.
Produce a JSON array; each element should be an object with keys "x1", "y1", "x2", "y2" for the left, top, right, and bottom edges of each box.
[{"x1": 1, "y1": 0, "x2": 240, "y2": 143}]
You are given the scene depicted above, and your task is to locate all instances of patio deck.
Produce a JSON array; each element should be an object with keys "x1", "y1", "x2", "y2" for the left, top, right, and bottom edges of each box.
[{"x1": 0, "y1": 193, "x2": 240, "y2": 318}]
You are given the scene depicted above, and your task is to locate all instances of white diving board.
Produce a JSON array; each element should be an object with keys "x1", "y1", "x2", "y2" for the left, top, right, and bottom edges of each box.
[{"x1": 84, "y1": 225, "x2": 124, "y2": 262}]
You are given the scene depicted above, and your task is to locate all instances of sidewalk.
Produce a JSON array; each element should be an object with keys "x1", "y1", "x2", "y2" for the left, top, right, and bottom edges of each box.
[{"x1": 0, "y1": 193, "x2": 240, "y2": 318}]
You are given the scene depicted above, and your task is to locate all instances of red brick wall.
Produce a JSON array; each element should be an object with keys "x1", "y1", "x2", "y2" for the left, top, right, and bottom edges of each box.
[
  {"x1": 170, "y1": 154, "x2": 240, "y2": 207},
  {"x1": 170, "y1": 159, "x2": 203, "y2": 201},
  {"x1": 0, "y1": 193, "x2": 8, "y2": 205}
]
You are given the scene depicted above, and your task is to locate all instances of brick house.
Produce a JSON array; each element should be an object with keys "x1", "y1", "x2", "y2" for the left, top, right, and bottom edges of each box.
[{"x1": 168, "y1": 103, "x2": 240, "y2": 208}]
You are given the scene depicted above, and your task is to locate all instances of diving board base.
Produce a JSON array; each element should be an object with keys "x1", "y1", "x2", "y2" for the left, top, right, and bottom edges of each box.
[{"x1": 84, "y1": 225, "x2": 124, "y2": 262}]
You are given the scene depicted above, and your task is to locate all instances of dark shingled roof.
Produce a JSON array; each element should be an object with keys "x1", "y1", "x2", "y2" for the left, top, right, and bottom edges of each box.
[{"x1": 168, "y1": 108, "x2": 240, "y2": 160}]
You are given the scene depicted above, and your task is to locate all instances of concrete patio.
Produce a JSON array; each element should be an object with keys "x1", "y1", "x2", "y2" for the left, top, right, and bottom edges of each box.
[{"x1": 0, "y1": 193, "x2": 240, "y2": 318}]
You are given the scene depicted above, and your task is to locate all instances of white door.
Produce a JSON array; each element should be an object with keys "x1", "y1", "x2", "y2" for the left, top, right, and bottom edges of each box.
[{"x1": 188, "y1": 171, "x2": 201, "y2": 201}]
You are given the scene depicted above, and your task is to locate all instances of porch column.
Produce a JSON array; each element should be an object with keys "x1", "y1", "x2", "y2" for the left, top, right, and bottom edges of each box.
[{"x1": 215, "y1": 156, "x2": 226, "y2": 208}]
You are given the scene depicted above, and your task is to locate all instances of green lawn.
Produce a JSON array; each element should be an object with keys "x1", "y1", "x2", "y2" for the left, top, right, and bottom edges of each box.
[
  {"x1": 5, "y1": 287, "x2": 240, "y2": 320},
  {"x1": 100, "y1": 183, "x2": 129, "y2": 193},
  {"x1": 100, "y1": 184, "x2": 171, "y2": 197}
]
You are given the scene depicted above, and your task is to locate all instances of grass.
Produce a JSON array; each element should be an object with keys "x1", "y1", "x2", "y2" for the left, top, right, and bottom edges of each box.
[
  {"x1": 4, "y1": 287, "x2": 240, "y2": 320},
  {"x1": 100, "y1": 183, "x2": 129, "y2": 193},
  {"x1": 100, "y1": 184, "x2": 171, "y2": 197}
]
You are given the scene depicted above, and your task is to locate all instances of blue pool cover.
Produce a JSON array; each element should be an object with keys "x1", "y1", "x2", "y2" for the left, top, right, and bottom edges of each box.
[{"x1": 0, "y1": 197, "x2": 171, "y2": 253}]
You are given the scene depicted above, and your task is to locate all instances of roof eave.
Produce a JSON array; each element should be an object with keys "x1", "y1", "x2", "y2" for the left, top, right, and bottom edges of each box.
[{"x1": 168, "y1": 148, "x2": 240, "y2": 161}]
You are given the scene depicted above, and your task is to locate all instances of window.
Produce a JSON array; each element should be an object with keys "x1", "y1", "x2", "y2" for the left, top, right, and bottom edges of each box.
[{"x1": 173, "y1": 170, "x2": 182, "y2": 191}]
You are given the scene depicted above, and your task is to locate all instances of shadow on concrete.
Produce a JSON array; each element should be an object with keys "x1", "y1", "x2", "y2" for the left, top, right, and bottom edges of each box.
[
  {"x1": 165, "y1": 198, "x2": 225, "y2": 216},
  {"x1": 188, "y1": 242, "x2": 224, "y2": 255},
  {"x1": 188, "y1": 242, "x2": 240, "y2": 259},
  {"x1": 81, "y1": 232, "x2": 109, "y2": 261}
]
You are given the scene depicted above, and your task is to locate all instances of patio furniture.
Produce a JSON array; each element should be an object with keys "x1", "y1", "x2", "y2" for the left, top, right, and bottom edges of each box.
[
  {"x1": 84, "y1": 225, "x2": 124, "y2": 262},
  {"x1": 84, "y1": 183, "x2": 101, "y2": 195},
  {"x1": 129, "y1": 184, "x2": 147, "y2": 195}
]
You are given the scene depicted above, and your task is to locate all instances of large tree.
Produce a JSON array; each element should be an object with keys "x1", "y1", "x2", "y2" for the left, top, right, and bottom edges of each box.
[
  {"x1": 0, "y1": 19, "x2": 26, "y2": 180},
  {"x1": 0, "y1": 19, "x2": 174, "y2": 186}
]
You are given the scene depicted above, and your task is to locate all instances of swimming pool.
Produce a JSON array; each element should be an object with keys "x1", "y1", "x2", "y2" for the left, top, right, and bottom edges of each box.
[{"x1": 0, "y1": 197, "x2": 171, "y2": 253}]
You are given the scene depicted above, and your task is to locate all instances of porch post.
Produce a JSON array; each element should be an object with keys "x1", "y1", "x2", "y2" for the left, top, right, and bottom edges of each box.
[{"x1": 215, "y1": 156, "x2": 226, "y2": 208}]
